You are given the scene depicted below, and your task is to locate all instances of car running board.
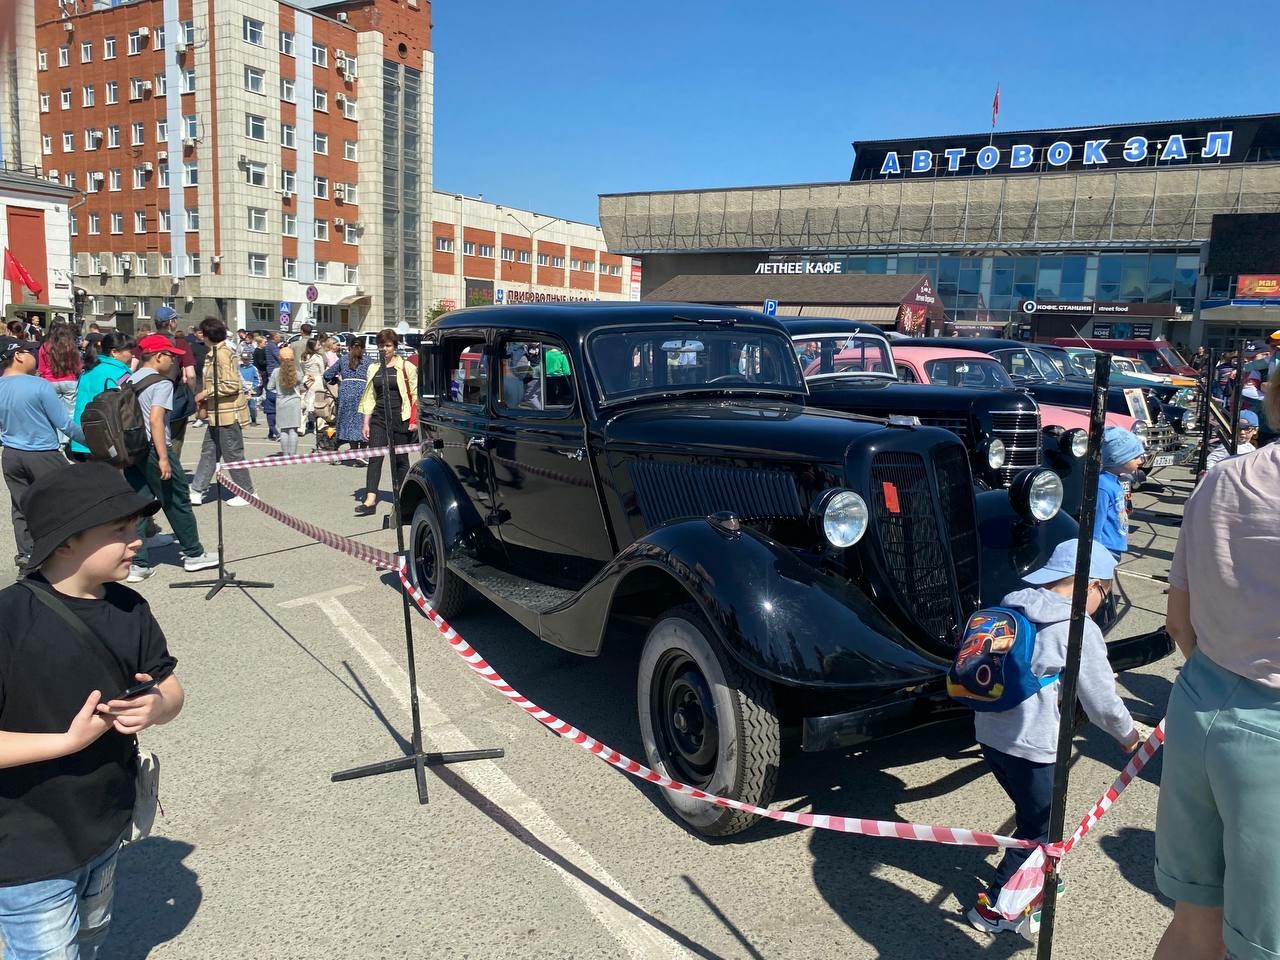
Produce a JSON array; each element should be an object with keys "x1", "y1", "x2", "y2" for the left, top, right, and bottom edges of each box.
[{"x1": 452, "y1": 556, "x2": 577, "y2": 616}]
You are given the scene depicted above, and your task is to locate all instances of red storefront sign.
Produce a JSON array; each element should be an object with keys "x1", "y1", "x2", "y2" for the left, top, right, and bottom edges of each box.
[{"x1": 1237, "y1": 275, "x2": 1280, "y2": 297}]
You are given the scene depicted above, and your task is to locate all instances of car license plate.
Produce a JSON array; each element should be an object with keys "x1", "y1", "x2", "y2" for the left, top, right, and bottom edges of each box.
[{"x1": 1150, "y1": 454, "x2": 1174, "y2": 468}]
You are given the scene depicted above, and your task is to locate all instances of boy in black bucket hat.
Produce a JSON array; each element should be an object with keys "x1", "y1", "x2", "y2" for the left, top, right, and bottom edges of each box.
[{"x1": 0, "y1": 461, "x2": 185, "y2": 958}]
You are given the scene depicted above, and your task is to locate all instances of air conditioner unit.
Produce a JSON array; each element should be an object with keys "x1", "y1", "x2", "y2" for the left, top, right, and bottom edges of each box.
[
  {"x1": 333, "y1": 217, "x2": 346, "y2": 227},
  {"x1": 136, "y1": 26, "x2": 150, "y2": 37},
  {"x1": 334, "y1": 184, "x2": 346, "y2": 200},
  {"x1": 335, "y1": 93, "x2": 346, "y2": 105},
  {"x1": 141, "y1": 161, "x2": 153, "y2": 172},
  {"x1": 175, "y1": 41, "x2": 187, "y2": 54},
  {"x1": 48, "y1": 169, "x2": 59, "y2": 179},
  {"x1": 156, "y1": 150, "x2": 167, "y2": 160},
  {"x1": 209, "y1": 255, "x2": 221, "y2": 266},
  {"x1": 120, "y1": 255, "x2": 133, "y2": 269},
  {"x1": 62, "y1": 21, "x2": 73, "y2": 32},
  {"x1": 335, "y1": 49, "x2": 347, "y2": 60},
  {"x1": 140, "y1": 80, "x2": 152, "y2": 92},
  {"x1": 89, "y1": 131, "x2": 102, "y2": 143},
  {"x1": 182, "y1": 137, "x2": 195, "y2": 148},
  {"x1": 281, "y1": 189, "x2": 294, "y2": 200},
  {"x1": 237, "y1": 154, "x2": 248, "y2": 166},
  {"x1": 336, "y1": 11, "x2": 348, "y2": 22},
  {"x1": 90, "y1": 171, "x2": 104, "y2": 181}
]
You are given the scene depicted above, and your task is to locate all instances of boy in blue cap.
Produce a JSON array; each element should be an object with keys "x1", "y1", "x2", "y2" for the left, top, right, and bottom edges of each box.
[
  {"x1": 1205, "y1": 409, "x2": 1258, "y2": 471},
  {"x1": 1096, "y1": 426, "x2": 1145, "y2": 560},
  {"x1": 967, "y1": 539, "x2": 1140, "y2": 935}
]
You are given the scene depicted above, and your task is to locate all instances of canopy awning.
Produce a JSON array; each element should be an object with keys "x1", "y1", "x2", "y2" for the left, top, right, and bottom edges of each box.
[{"x1": 336, "y1": 294, "x2": 371, "y2": 307}]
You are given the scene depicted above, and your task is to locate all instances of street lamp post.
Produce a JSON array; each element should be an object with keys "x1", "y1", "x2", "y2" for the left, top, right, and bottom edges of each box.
[{"x1": 503, "y1": 211, "x2": 561, "y2": 295}]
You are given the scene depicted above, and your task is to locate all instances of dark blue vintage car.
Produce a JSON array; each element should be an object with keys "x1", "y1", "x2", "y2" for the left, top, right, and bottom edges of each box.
[{"x1": 401, "y1": 303, "x2": 1169, "y2": 837}]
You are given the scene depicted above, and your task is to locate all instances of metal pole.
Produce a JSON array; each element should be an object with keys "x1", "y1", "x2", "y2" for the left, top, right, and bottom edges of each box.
[
  {"x1": 1228, "y1": 338, "x2": 1245, "y2": 456},
  {"x1": 1193, "y1": 347, "x2": 1216, "y2": 480},
  {"x1": 1035, "y1": 350, "x2": 1111, "y2": 959}
]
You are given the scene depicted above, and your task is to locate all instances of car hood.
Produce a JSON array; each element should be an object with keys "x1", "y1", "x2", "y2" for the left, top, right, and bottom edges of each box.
[
  {"x1": 807, "y1": 378, "x2": 1035, "y2": 416},
  {"x1": 601, "y1": 400, "x2": 885, "y2": 464}
]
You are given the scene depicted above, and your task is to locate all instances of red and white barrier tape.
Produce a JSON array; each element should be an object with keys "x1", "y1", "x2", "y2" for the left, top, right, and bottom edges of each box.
[
  {"x1": 213, "y1": 464, "x2": 1166, "y2": 879},
  {"x1": 222, "y1": 442, "x2": 421, "y2": 472}
]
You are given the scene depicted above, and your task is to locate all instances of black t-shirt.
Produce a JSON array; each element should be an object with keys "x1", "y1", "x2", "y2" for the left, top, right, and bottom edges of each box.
[{"x1": 0, "y1": 577, "x2": 175, "y2": 885}]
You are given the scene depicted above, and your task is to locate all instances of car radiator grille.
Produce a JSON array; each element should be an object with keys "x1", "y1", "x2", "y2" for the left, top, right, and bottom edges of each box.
[
  {"x1": 869, "y1": 450, "x2": 979, "y2": 648},
  {"x1": 629, "y1": 460, "x2": 805, "y2": 528},
  {"x1": 916, "y1": 416, "x2": 972, "y2": 445},
  {"x1": 991, "y1": 409, "x2": 1042, "y2": 485},
  {"x1": 1143, "y1": 418, "x2": 1179, "y2": 456}
]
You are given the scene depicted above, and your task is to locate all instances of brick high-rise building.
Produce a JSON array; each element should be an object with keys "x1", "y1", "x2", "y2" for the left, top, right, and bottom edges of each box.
[{"x1": 18, "y1": 0, "x2": 432, "y2": 331}]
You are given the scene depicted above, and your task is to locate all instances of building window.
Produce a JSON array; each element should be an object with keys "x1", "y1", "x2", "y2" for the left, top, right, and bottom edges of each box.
[
  {"x1": 536, "y1": 252, "x2": 549, "y2": 266},
  {"x1": 242, "y1": 17, "x2": 264, "y2": 46},
  {"x1": 570, "y1": 258, "x2": 580, "y2": 270},
  {"x1": 280, "y1": 78, "x2": 295, "y2": 103},
  {"x1": 159, "y1": 209, "x2": 171, "y2": 232},
  {"x1": 341, "y1": 96, "x2": 357, "y2": 121},
  {"x1": 64, "y1": 172, "x2": 75, "y2": 189},
  {"x1": 478, "y1": 244, "x2": 494, "y2": 258},
  {"x1": 85, "y1": 129, "x2": 100, "y2": 150},
  {"x1": 60, "y1": 88, "x2": 71, "y2": 109},
  {"x1": 314, "y1": 176, "x2": 328, "y2": 199},
  {"x1": 280, "y1": 123, "x2": 295, "y2": 148},
  {"x1": 314, "y1": 133, "x2": 328, "y2": 155},
  {"x1": 61, "y1": 131, "x2": 73, "y2": 152},
  {"x1": 182, "y1": 20, "x2": 194, "y2": 45},
  {"x1": 69, "y1": 213, "x2": 77, "y2": 236},
  {"x1": 88, "y1": 213, "x2": 101, "y2": 235},
  {"x1": 58, "y1": 45, "x2": 69, "y2": 68},
  {"x1": 108, "y1": 168, "x2": 121, "y2": 190},
  {"x1": 248, "y1": 253, "x2": 268, "y2": 277},
  {"x1": 312, "y1": 43, "x2": 327, "y2": 66},
  {"x1": 107, "y1": 125, "x2": 120, "y2": 148},
  {"x1": 80, "y1": 40, "x2": 92, "y2": 63},
  {"x1": 314, "y1": 88, "x2": 327, "y2": 112},
  {"x1": 340, "y1": 183, "x2": 358, "y2": 204},
  {"x1": 315, "y1": 261, "x2": 329, "y2": 282},
  {"x1": 245, "y1": 161, "x2": 267, "y2": 187},
  {"x1": 280, "y1": 168, "x2": 296, "y2": 193},
  {"x1": 436, "y1": 237, "x2": 454, "y2": 253},
  {"x1": 279, "y1": 31, "x2": 294, "y2": 55},
  {"x1": 185, "y1": 208, "x2": 199, "y2": 231},
  {"x1": 38, "y1": 49, "x2": 47, "y2": 71},
  {"x1": 110, "y1": 213, "x2": 124, "y2": 234},
  {"x1": 500, "y1": 247, "x2": 514, "y2": 262},
  {"x1": 247, "y1": 207, "x2": 267, "y2": 232},
  {"x1": 160, "y1": 254, "x2": 172, "y2": 276},
  {"x1": 157, "y1": 163, "x2": 169, "y2": 187},
  {"x1": 344, "y1": 224, "x2": 358, "y2": 244},
  {"x1": 131, "y1": 121, "x2": 144, "y2": 146},
  {"x1": 181, "y1": 69, "x2": 196, "y2": 94},
  {"x1": 518, "y1": 250, "x2": 530, "y2": 264},
  {"x1": 127, "y1": 30, "x2": 147, "y2": 55},
  {"x1": 283, "y1": 257, "x2": 297, "y2": 280},
  {"x1": 137, "y1": 295, "x2": 150, "y2": 313},
  {"x1": 129, "y1": 78, "x2": 145, "y2": 100},
  {"x1": 184, "y1": 114, "x2": 197, "y2": 139},
  {"x1": 282, "y1": 214, "x2": 297, "y2": 237},
  {"x1": 183, "y1": 162, "x2": 198, "y2": 186},
  {"x1": 244, "y1": 66, "x2": 265, "y2": 94},
  {"x1": 82, "y1": 84, "x2": 95, "y2": 108},
  {"x1": 41, "y1": 135, "x2": 52, "y2": 155},
  {"x1": 582, "y1": 261, "x2": 594, "y2": 272},
  {"x1": 39, "y1": 93, "x2": 49, "y2": 113},
  {"x1": 552, "y1": 256, "x2": 565, "y2": 268},
  {"x1": 134, "y1": 210, "x2": 147, "y2": 232},
  {"x1": 462, "y1": 240, "x2": 475, "y2": 255},
  {"x1": 186, "y1": 253, "x2": 200, "y2": 276},
  {"x1": 152, "y1": 28, "x2": 163, "y2": 51},
  {"x1": 245, "y1": 114, "x2": 266, "y2": 141},
  {"x1": 345, "y1": 264, "x2": 359, "y2": 284},
  {"x1": 343, "y1": 139, "x2": 357, "y2": 161},
  {"x1": 155, "y1": 118, "x2": 167, "y2": 139},
  {"x1": 314, "y1": 221, "x2": 329, "y2": 241},
  {"x1": 105, "y1": 81, "x2": 118, "y2": 104},
  {"x1": 132, "y1": 166, "x2": 147, "y2": 188},
  {"x1": 154, "y1": 73, "x2": 167, "y2": 96},
  {"x1": 135, "y1": 257, "x2": 148, "y2": 277}
]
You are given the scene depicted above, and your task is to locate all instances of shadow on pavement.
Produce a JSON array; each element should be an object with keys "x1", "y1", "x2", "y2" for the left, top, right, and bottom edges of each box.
[
  {"x1": 103, "y1": 837, "x2": 201, "y2": 960},
  {"x1": 1098, "y1": 827, "x2": 1172, "y2": 909}
]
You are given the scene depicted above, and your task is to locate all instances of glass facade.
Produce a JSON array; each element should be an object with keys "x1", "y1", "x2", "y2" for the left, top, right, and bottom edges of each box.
[
  {"x1": 774, "y1": 250, "x2": 1201, "y2": 330},
  {"x1": 381, "y1": 62, "x2": 423, "y2": 326}
]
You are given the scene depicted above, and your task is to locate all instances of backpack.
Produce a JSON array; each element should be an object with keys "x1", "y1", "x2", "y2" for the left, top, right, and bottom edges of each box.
[
  {"x1": 946, "y1": 606, "x2": 1059, "y2": 712},
  {"x1": 81, "y1": 376, "x2": 152, "y2": 468}
]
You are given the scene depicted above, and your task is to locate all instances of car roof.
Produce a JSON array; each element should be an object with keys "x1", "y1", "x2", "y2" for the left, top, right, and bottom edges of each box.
[
  {"x1": 895, "y1": 337, "x2": 1036, "y2": 351},
  {"x1": 892, "y1": 345, "x2": 1000, "y2": 362},
  {"x1": 1054, "y1": 338, "x2": 1174, "y2": 349},
  {"x1": 433, "y1": 301, "x2": 789, "y2": 340},
  {"x1": 778, "y1": 317, "x2": 886, "y2": 339}
]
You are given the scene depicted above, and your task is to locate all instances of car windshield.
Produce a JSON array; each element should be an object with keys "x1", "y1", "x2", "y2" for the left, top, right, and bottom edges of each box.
[
  {"x1": 588, "y1": 326, "x2": 803, "y2": 402},
  {"x1": 922, "y1": 357, "x2": 1014, "y2": 388},
  {"x1": 1035, "y1": 346, "x2": 1084, "y2": 379},
  {"x1": 993, "y1": 347, "x2": 1065, "y2": 382},
  {"x1": 1138, "y1": 347, "x2": 1184, "y2": 370},
  {"x1": 793, "y1": 335, "x2": 893, "y2": 378}
]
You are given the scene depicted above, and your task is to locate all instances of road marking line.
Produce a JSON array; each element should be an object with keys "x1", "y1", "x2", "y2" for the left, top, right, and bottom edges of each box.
[
  {"x1": 283, "y1": 587, "x2": 690, "y2": 960},
  {"x1": 1118, "y1": 570, "x2": 1168, "y2": 585}
]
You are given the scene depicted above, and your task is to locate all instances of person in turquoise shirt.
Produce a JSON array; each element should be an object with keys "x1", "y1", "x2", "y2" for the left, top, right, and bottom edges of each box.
[{"x1": 71, "y1": 332, "x2": 137, "y2": 458}]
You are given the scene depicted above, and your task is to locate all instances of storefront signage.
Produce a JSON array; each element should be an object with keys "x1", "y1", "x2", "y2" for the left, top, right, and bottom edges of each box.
[
  {"x1": 1091, "y1": 322, "x2": 1155, "y2": 340},
  {"x1": 910, "y1": 277, "x2": 936, "y2": 306},
  {"x1": 498, "y1": 289, "x2": 593, "y2": 304},
  {"x1": 754, "y1": 261, "x2": 843, "y2": 275},
  {"x1": 629, "y1": 260, "x2": 642, "y2": 301},
  {"x1": 878, "y1": 130, "x2": 1233, "y2": 176},
  {"x1": 1236, "y1": 275, "x2": 1280, "y2": 298},
  {"x1": 1020, "y1": 299, "x2": 1177, "y2": 318}
]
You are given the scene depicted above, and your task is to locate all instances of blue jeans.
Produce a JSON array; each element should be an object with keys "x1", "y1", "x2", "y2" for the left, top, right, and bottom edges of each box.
[
  {"x1": 0, "y1": 835, "x2": 123, "y2": 959},
  {"x1": 263, "y1": 389, "x2": 277, "y2": 436},
  {"x1": 981, "y1": 743, "x2": 1055, "y2": 893}
]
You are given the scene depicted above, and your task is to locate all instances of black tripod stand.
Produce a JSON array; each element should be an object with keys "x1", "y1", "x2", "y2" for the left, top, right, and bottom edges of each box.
[
  {"x1": 332, "y1": 352, "x2": 502, "y2": 804},
  {"x1": 171, "y1": 332, "x2": 273, "y2": 601}
]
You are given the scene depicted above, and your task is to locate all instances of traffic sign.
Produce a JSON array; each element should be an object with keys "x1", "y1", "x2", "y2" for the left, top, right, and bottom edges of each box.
[
  {"x1": 305, "y1": 285, "x2": 319, "y2": 303},
  {"x1": 279, "y1": 300, "x2": 292, "y2": 315},
  {"x1": 279, "y1": 313, "x2": 290, "y2": 331},
  {"x1": 763, "y1": 299, "x2": 778, "y2": 317}
]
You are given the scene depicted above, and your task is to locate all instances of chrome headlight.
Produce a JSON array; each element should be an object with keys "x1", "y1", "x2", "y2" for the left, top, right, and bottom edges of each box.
[
  {"x1": 985, "y1": 437, "x2": 1007, "y2": 470},
  {"x1": 816, "y1": 489, "x2": 869, "y2": 548},
  {"x1": 1132, "y1": 421, "x2": 1150, "y2": 440},
  {"x1": 1062, "y1": 428, "x2": 1089, "y2": 458},
  {"x1": 1009, "y1": 468, "x2": 1064, "y2": 523},
  {"x1": 1180, "y1": 409, "x2": 1196, "y2": 430}
]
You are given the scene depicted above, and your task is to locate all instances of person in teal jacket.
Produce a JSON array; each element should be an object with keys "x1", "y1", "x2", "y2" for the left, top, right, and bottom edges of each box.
[{"x1": 70, "y1": 332, "x2": 137, "y2": 459}]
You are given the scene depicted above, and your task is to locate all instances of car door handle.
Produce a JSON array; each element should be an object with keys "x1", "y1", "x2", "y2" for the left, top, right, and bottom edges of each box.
[
  {"x1": 561, "y1": 448, "x2": 585, "y2": 461},
  {"x1": 467, "y1": 436, "x2": 486, "y2": 450}
]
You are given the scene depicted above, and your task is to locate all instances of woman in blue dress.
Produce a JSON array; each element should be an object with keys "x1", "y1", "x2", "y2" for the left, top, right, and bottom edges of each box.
[{"x1": 323, "y1": 338, "x2": 373, "y2": 463}]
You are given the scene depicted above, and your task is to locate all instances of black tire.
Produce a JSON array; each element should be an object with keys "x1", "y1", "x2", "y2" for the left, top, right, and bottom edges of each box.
[
  {"x1": 408, "y1": 501, "x2": 469, "y2": 620},
  {"x1": 637, "y1": 604, "x2": 781, "y2": 837}
]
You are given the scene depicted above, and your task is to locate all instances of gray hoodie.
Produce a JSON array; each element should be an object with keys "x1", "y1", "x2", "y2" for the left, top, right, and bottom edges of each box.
[{"x1": 973, "y1": 587, "x2": 1134, "y2": 763}]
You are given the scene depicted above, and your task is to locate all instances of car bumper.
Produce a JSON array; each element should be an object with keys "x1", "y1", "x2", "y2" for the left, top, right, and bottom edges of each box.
[
  {"x1": 801, "y1": 683, "x2": 963, "y2": 752},
  {"x1": 1106, "y1": 626, "x2": 1175, "y2": 673}
]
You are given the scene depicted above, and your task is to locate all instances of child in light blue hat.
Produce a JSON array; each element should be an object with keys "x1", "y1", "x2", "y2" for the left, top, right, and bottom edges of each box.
[{"x1": 1095, "y1": 426, "x2": 1145, "y2": 559}]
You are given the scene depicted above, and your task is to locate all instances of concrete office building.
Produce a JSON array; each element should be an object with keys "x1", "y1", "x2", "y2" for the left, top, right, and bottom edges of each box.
[
  {"x1": 16, "y1": 0, "x2": 432, "y2": 331},
  {"x1": 601, "y1": 113, "x2": 1280, "y2": 349}
]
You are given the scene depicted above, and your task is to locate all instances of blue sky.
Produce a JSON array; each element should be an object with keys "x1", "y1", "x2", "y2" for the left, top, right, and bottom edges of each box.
[{"x1": 432, "y1": 0, "x2": 1278, "y2": 225}]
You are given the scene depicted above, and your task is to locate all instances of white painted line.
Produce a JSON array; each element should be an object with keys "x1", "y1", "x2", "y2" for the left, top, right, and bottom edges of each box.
[
  {"x1": 284, "y1": 587, "x2": 690, "y2": 960},
  {"x1": 1118, "y1": 569, "x2": 1169, "y2": 585}
]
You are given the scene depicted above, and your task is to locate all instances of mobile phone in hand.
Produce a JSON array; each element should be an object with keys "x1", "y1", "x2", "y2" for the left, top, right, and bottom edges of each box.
[{"x1": 117, "y1": 678, "x2": 159, "y2": 701}]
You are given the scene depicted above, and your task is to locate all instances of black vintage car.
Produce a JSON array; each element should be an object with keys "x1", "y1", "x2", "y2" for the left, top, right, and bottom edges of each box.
[{"x1": 402, "y1": 303, "x2": 1168, "y2": 837}]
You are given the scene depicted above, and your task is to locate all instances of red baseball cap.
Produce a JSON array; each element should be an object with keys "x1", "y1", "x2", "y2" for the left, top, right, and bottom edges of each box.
[{"x1": 138, "y1": 333, "x2": 183, "y2": 356}]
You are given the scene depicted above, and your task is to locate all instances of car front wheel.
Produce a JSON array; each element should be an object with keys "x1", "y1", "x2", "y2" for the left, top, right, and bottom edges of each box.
[
  {"x1": 637, "y1": 604, "x2": 781, "y2": 837},
  {"x1": 408, "y1": 501, "x2": 469, "y2": 620}
]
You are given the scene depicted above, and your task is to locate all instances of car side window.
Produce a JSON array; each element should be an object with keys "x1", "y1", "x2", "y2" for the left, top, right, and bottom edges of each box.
[
  {"x1": 896, "y1": 364, "x2": 917, "y2": 383},
  {"x1": 443, "y1": 337, "x2": 488, "y2": 406},
  {"x1": 496, "y1": 338, "x2": 575, "y2": 416}
]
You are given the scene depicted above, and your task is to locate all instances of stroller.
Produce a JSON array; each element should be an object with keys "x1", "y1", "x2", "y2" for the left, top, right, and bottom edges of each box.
[{"x1": 311, "y1": 381, "x2": 341, "y2": 452}]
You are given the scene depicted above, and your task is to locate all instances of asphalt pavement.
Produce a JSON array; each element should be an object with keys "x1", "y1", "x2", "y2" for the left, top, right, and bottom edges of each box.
[{"x1": 20, "y1": 427, "x2": 1188, "y2": 960}]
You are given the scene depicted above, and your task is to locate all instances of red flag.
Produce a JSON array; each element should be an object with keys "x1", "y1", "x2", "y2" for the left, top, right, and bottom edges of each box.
[
  {"x1": 4, "y1": 249, "x2": 42, "y2": 296},
  {"x1": 991, "y1": 83, "x2": 1001, "y2": 129}
]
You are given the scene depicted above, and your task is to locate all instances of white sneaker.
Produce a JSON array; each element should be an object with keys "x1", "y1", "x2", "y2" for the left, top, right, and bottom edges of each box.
[
  {"x1": 127, "y1": 564, "x2": 156, "y2": 583},
  {"x1": 183, "y1": 552, "x2": 219, "y2": 572},
  {"x1": 189, "y1": 490, "x2": 205, "y2": 506},
  {"x1": 225, "y1": 496, "x2": 249, "y2": 507},
  {"x1": 145, "y1": 532, "x2": 176, "y2": 548}
]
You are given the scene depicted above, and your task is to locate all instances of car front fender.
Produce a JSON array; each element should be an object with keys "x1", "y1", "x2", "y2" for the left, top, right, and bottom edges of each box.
[
  {"x1": 399, "y1": 454, "x2": 486, "y2": 553},
  {"x1": 546, "y1": 519, "x2": 948, "y2": 690},
  {"x1": 976, "y1": 489, "x2": 1079, "y2": 606}
]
